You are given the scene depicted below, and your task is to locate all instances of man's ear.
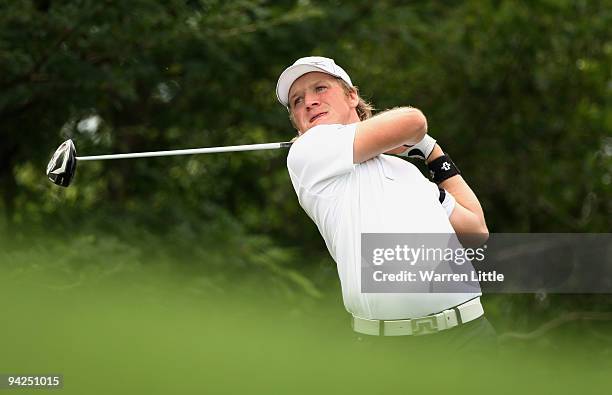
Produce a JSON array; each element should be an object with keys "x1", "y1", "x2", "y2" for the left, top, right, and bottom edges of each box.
[{"x1": 347, "y1": 89, "x2": 359, "y2": 108}]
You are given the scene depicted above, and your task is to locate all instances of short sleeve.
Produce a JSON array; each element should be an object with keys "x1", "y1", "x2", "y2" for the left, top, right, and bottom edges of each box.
[{"x1": 286, "y1": 124, "x2": 356, "y2": 195}]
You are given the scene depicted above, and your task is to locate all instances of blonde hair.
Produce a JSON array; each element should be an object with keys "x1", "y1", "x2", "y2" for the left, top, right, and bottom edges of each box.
[
  {"x1": 338, "y1": 80, "x2": 374, "y2": 121},
  {"x1": 288, "y1": 77, "x2": 374, "y2": 131}
]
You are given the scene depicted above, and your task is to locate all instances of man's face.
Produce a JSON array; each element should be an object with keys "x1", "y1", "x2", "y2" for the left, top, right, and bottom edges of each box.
[{"x1": 288, "y1": 72, "x2": 359, "y2": 134}]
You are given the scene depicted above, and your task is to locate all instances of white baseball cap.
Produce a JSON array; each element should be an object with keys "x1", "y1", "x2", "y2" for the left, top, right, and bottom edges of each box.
[{"x1": 276, "y1": 56, "x2": 353, "y2": 107}]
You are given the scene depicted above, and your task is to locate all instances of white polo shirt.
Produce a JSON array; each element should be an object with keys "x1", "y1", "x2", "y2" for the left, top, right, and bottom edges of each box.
[{"x1": 287, "y1": 123, "x2": 481, "y2": 320}]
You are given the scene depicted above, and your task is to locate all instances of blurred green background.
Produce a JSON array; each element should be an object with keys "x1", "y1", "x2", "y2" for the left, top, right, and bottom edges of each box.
[{"x1": 1, "y1": 0, "x2": 611, "y2": 393}]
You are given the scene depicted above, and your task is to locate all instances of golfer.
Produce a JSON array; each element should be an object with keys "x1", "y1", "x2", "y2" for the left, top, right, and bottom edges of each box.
[{"x1": 277, "y1": 56, "x2": 496, "y2": 347}]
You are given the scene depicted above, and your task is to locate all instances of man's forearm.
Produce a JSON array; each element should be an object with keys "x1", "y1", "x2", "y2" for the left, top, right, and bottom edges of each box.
[
  {"x1": 427, "y1": 144, "x2": 487, "y2": 231},
  {"x1": 354, "y1": 107, "x2": 427, "y2": 163}
]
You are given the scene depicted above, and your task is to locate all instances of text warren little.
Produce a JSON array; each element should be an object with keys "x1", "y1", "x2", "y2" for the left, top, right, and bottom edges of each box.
[{"x1": 373, "y1": 270, "x2": 504, "y2": 282}]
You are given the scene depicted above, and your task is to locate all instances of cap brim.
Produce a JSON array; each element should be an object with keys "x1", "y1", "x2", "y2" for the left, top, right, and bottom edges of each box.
[{"x1": 276, "y1": 64, "x2": 338, "y2": 107}]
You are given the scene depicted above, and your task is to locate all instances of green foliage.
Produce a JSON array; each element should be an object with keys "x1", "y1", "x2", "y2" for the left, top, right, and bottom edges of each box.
[
  {"x1": 1, "y1": 247, "x2": 612, "y2": 394},
  {"x1": 1, "y1": 213, "x2": 323, "y2": 302},
  {"x1": 1, "y1": 0, "x2": 609, "y2": 239},
  {"x1": 0, "y1": 1, "x2": 610, "y2": 361}
]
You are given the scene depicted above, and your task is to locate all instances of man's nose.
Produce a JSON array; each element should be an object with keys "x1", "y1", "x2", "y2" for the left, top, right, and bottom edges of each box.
[{"x1": 305, "y1": 92, "x2": 320, "y2": 108}]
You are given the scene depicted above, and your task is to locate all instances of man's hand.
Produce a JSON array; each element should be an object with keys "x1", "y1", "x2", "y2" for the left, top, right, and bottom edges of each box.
[{"x1": 398, "y1": 134, "x2": 437, "y2": 161}]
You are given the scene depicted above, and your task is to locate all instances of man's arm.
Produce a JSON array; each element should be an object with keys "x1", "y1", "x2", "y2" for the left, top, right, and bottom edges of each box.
[
  {"x1": 354, "y1": 107, "x2": 427, "y2": 164},
  {"x1": 427, "y1": 144, "x2": 489, "y2": 246}
]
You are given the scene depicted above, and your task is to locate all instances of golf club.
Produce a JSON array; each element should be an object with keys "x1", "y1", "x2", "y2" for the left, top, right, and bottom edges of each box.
[{"x1": 46, "y1": 139, "x2": 293, "y2": 187}]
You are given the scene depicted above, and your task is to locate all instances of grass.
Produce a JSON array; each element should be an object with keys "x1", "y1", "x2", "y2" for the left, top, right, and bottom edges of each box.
[{"x1": 1, "y1": 225, "x2": 611, "y2": 394}]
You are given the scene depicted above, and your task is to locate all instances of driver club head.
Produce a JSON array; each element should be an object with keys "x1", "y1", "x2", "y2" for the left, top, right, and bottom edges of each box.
[{"x1": 46, "y1": 139, "x2": 77, "y2": 187}]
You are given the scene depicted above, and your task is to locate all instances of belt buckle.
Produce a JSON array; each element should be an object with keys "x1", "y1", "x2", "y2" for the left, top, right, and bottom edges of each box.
[{"x1": 410, "y1": 315, "x2": 439, "y2": 336}]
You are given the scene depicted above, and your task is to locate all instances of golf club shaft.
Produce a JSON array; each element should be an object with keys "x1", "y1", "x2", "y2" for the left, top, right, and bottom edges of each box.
[{"x1": 76, "y1": 142, "x2": 293, "y2": 161}]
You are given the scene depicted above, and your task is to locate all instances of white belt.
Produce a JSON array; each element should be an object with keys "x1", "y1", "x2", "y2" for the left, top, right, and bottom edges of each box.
[{"x1": 351, "y1": 297, "x2": 484, "y2": 336}]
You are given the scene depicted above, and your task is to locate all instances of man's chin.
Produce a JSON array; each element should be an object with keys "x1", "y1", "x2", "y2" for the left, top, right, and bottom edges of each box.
[
  {"x1": 301, "y1": 119, "x2": 338, "y2": 134},
  {"x1": 308, "y1": 118, "x2": 332, "y2": 128}
]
